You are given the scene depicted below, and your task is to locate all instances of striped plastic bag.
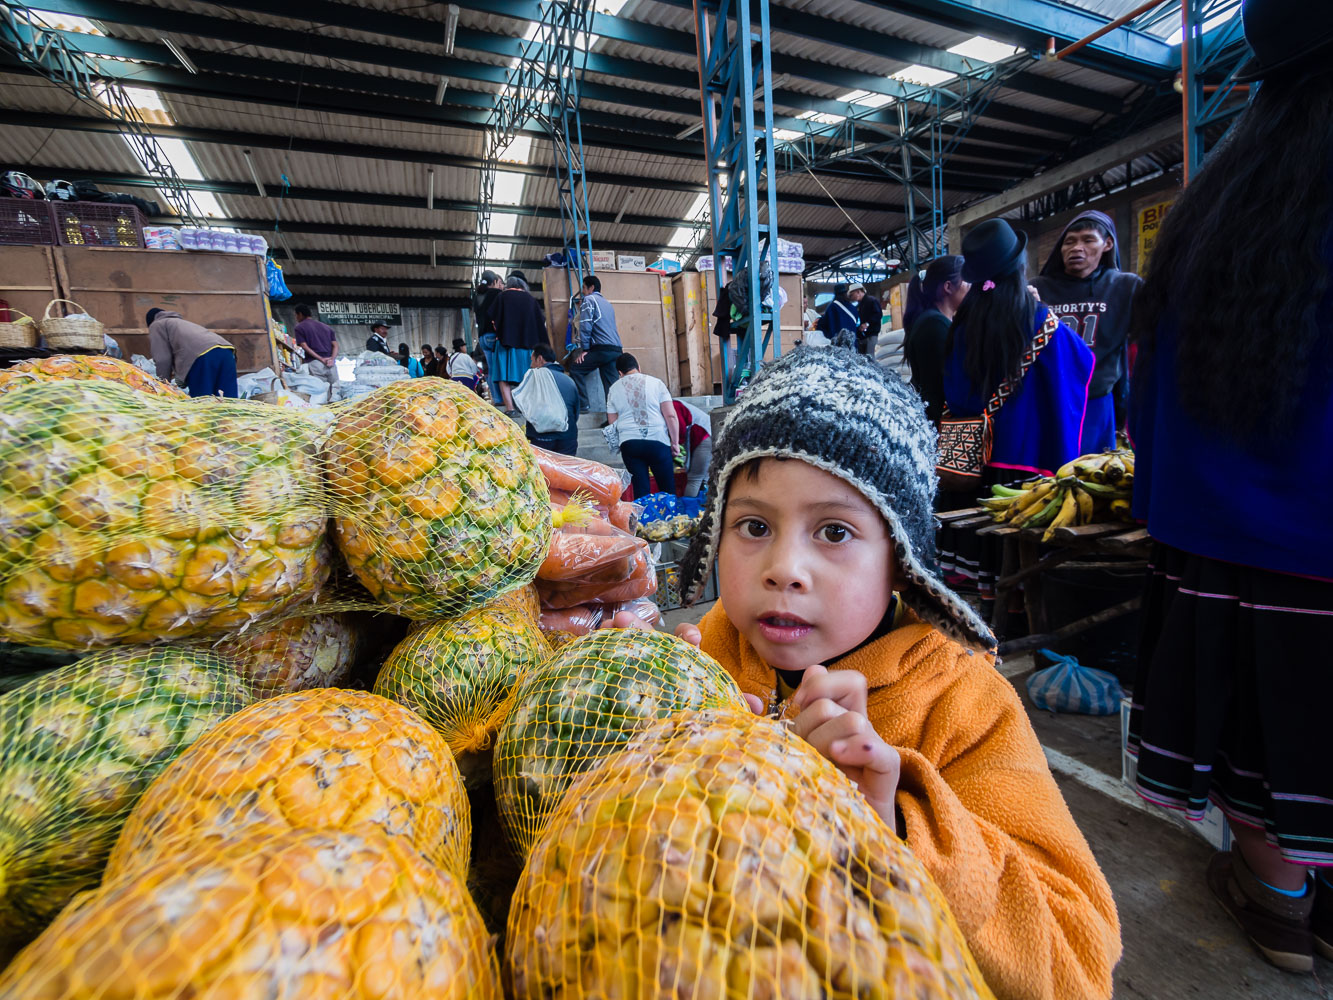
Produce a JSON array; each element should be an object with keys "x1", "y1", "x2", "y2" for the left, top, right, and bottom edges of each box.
[{"x1": 1026, "y1": 648, "x2": 1123, "y2": 715}]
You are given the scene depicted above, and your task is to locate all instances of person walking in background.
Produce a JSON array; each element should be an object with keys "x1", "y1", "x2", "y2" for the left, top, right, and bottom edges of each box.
[
  {"x1": 606, "y1": 352, "x2": 680, "y2": 498},
  {"x1": 1031, "y1": 210, "x2": 1142, "y2": 448},
  {"x1": 856, "y1": 283, "x2": 883, "y2": 356},
  {"x1": 1127, "y1": 3, "x2": 1333, "y2": 972},
  {"x1": 943, "y1": 219, "x2": 1095, "y2": 486},
  {"x1": 292, "y1": 303, "x2": 340, "y2": 394},
  {"x1": 365, "y1": 321, "x2": 393, "y2": 357},
  {"x1": 567, "y1": 274, "x2": 623, "y2": 412},
  {"x1": 488, "y1": 274, "x2": 546, "y2": 417},
  {"x1": 470, "y1": 349, "x2": 491, "y2": 402},
  {"x1": 903, "y1": 255, "x2": 969, "y2": 425},
  {"x1": 398, "y1": 342, "x2": 424, "y2": 378},
  {"x1": 146, "y1": 307, "x2": 238, "y2": 398},
  {"x1": 523, "y1": 343, "x2": 580, "y2": 456},
  {"x1": 420, "y1": 343, "x2": 438, "y2": 377},
  {"x1": 473, "y1": 270, "x2": 504, "y2": 403},
  {"x1": 447, "y1": 338, "x2": 481, "y2": 391},
  {"x1": 816, "y1": 283, "x2": 863, "y2": 349},
  {"x1": 672, "y1": 398, "x2": 712, "y2": 497}
]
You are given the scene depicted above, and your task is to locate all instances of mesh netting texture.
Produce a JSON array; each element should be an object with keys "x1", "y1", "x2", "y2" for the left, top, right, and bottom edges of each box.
[
  {"x1": 507, "y1": 707, "x2": 996, "y2": 1000},
  {"x1": 106, "y1": 688, "x2": 470, "y2": 882},
  {"x1": 373, "y1": 602, "x2": 551, "y2": 791},
  {"x1": 0, "y1": 380, "x2": 330, "y2": 649},
  {"x1": 0, "y1": 356, "x2": 185, "y2": 400},
  {"x1": 0, "y1": 645, "x2": 252, "y2": 960},
  {"x1": 492, "y1": 628, "x2": 747, "y2": 858},
  {"x1": 0, "y1": 828, "x2": 502, "y2": 1000},
  {"x1": 216, "y1": 613, "x2": 358, "y2": 697}
]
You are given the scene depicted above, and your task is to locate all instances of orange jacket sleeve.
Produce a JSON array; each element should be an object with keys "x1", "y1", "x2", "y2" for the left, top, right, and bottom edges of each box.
[{"x1": 885, "y1": 651, "x2": 1121, "y2": 1000}]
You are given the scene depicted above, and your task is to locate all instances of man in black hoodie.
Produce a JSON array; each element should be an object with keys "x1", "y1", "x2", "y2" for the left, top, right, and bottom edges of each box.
[{"x1": 1031, "y1": 209, "x2": 1142, "y2": 451}]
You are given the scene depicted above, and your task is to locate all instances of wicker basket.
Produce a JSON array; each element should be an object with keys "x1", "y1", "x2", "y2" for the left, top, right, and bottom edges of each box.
[
  {"x1": 0, "y1": 309, "x2": 37, "y2": 349},
  {"x1": 39, "y1": 299, "x2": 104, "y2": 351}
]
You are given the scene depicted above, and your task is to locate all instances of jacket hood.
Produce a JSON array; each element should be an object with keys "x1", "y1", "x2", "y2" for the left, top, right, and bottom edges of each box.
[{"x1": 1040, "y1": 209, "x2": 1121, "y2": 278}]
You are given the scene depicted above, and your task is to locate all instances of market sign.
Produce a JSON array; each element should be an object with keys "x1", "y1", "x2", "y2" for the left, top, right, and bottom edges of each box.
[
  {"x1": 1136, "y1": 200, "x2": 1174, "y2": 276},
  {"x1": 316, "y1": 301, "x2": 402, "y2": 326}
]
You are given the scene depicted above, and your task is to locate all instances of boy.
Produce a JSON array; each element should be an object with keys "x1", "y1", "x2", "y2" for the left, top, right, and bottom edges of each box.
[{"x1": 659, "y1": 349, "x2": 1120, "y2": 1000}]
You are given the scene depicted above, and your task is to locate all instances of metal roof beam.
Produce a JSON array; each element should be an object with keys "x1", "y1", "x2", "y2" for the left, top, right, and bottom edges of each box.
[
  {"x1": 0, "y1": 113, "x2": 917, "y2": 216},
  {"x1": 855, "y1": 0, "x2": 1176, "y2": 82},
  {"x1": 273, "y1": 247, "x2": 823, "y2": 268}
]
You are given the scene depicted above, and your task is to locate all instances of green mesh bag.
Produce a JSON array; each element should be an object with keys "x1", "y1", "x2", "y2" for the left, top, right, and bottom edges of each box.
[
  {"x1": 0, "y1": 645, "x2": 251, "y2": 961},
  {"x1": 492, "y1": 628, "x2": 746, "y2": 858}
]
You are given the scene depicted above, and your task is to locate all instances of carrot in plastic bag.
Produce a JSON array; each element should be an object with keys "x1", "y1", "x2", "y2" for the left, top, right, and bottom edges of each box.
[
  {"x1": 539, "y1": 530, "x2": 641, "y2": 582},
  {"x1": 532, "y1": 446, "x2": 626, "y2": 506},
  {"x1": 538, "y1": 604, "x2": 604, "y2": 636},
  {"x1": 539, "y1": 549, "x2": 657, "y2": 608},
  {"x1": 608, "y1": 501, "x2": 638, "y2": 533}
]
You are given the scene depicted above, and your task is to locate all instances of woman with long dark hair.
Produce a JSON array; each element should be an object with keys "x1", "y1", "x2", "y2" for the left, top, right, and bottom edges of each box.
[
  {"x1": 1126, "y1": 2, "x2": 1333, "y2": 972},
  {"x1": 942, "y1": 219, "x2": 1096, "y2": 482},
  {"x1": 903, "y1": 254, "x2": 968, "y2": 424}
]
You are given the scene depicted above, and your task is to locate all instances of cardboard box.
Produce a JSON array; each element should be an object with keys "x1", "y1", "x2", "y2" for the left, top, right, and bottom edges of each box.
[
  {"x1": 589, "y1": 250, "x2": 617, "y2": 271},
  {"x1": 617, "y1": 254, "x2": 647, "y2": 272},
  {"x1": 1120, "y1": 697, "x2": 1232, "y2": 852}
]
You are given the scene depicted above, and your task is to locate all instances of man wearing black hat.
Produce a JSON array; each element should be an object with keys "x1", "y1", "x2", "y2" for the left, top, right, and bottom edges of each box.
[
  {"x1": 473, "y1": 270, "x2": 504, "y2": 404},
  {"x1": 365, "y1": 321, "x2": 394, "y2": 357},
  {"x1": 146, "y1": 307, "x2": 238, "y2": 397}
]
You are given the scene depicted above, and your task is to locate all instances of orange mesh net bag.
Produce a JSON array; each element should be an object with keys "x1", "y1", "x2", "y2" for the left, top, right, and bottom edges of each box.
[
  {"x1": 0, "y1": 645, "x2": 252, "y2": 962},
  {"x1": 0, "y1": 828, "x2": 502, "y2": 1000},
  {"x1": 216, "y1": 612, "x2": 358, "y2": 696},
  {"x1": 373, "y1": 603, "x2": 551, "y2": 791},
  {"x1": 106, "y1": 688, "x2": 470, "y2": 881},
  {"x1": 0, "y1": 380, "x2": 330, "y2": 649},
  {"x1": 324, "y1": 379, "x2": 551, "y2": 619},
  {"x1": 507, "y1": 707, "x2": 997, "y2": 1000},
  {"x1": 0, "y1": 355, "x2": 186, "y2": 399},
  {"x1": 491, "y1": 628, "x2": 747, "y2": 859}
]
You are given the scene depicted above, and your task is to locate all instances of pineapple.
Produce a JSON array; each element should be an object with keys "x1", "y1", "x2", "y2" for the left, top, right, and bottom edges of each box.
[
  {"x1": 0, "y1": 828, "x2": 502, "y2": 1000},
  {"x1": 492, "y1": 628, "x2": 746, "y2": 858},
  {"x1": 507, "y1": 708, "x2": 995, "y2": 1000},
  {"x1": 0, "y1": 645, "x2": 250, "y2": 961},
  {"x1": 217, "y1": 613, "x2": 357, "y2": 697},
  {"x1": 323, "y1": 380, "x2": 551, "y2": 619},
  {"x1": 373, "y1": 604, "x2": 551, "y2": 790},
  {"x1": 107, "y1": 688, "x2": 470, "y2": 880},
  {"x1": 0, "y1": 355, "x2": 185, "y2": 399},
  {"x1": 0, "y1": 381, "x2": 330, "y2": 650}
]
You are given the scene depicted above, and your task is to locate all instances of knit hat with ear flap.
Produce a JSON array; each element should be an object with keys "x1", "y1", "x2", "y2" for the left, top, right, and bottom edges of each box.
[{"x1": 678, "y1": 346, "x2": 995, "y2": 653}]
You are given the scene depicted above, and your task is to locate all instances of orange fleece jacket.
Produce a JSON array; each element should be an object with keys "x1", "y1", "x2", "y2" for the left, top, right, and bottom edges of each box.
[{"x1": 699, "y1": 601, "x2": 1121, "y2": 1000}]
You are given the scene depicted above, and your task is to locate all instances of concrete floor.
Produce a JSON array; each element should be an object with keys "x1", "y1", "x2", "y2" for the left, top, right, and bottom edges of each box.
[{"x1": 662, "y1": 602, "x2": 1331, "y2": 999}]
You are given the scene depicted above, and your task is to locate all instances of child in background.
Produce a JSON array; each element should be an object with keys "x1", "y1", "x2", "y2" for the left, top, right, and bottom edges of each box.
[{"x1": 641, "y1": 348, "x2": 1120, "y2": 1000}]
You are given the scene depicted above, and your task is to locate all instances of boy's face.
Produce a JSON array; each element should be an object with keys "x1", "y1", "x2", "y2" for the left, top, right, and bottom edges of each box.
[{"x1": 718, "y1": 458, "x2": 895, "y2": 672}]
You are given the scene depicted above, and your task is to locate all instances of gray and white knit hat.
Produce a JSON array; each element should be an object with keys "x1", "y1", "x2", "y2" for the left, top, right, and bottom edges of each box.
[{"x1": 679, "y1": 347, "x2": 996, "y2": 652}]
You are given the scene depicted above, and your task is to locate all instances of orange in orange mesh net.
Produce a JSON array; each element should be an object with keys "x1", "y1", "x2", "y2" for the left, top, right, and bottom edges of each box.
[
  {"x1": 106, "y1": 688, "x2": 470, "y2": 882},
  {"x1": 0, "y1": 645, "x2": 252, "y2": 963},
  {"x1": 373, "y1": 602, "x2": 551, "y2": 791},
  {"x1": 0, "y1": 828, "x2": 502, "y2": 1000},
  {"x1": 507, "y1": 707, "x2": 997, "y2": 1000},
  {"x1": 492, "y1": 628, "x2": 747, "y2": 859},
  {"x1": 324, "y1": 380, "x2": 551, "y2": 619}
]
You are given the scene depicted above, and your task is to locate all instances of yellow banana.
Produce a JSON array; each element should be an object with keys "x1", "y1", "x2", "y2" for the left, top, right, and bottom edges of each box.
[
  {"x1": 1042, "y1": 488, "x2": 1079, "y2": 542},
  {"x1": 1110, "y1": 498, "x2": 1132, "y2": 521},
  {"x1": 1103, "y1": 456, "x2": 1126, "y2": 484},
  {"x1": 1073, "y1": 483, "x2": 1095, "y2": 524},
  {"x1": 1055, "y1": 458, "x2": 1079, "y2": 480},
  {"x1": 1006, "y1": 480, "x2": 1054, "y2": 520}
]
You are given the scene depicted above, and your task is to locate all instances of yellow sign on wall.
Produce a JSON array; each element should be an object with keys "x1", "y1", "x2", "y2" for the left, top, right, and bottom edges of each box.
[{"x1": 1137, "y1": 200, "x2": 1175, "y2": 275}]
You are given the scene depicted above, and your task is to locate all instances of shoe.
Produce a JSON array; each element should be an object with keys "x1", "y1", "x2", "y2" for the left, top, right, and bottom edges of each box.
[
  {"x1": 1207, "y1": 850, "x2": 1314, "y2": 973},
  {"x1": 1314, "y1": 876, "x2": 1333, "y2": 961}
]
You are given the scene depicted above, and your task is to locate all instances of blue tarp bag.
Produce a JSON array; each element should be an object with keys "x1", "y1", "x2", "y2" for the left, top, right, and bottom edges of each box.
[
  {"x1": 266, "y1": 257, "x2": 292, "y2": 300},
  {"x1": 1025, "y1": 649, "x2": 1123, "y2": 715}
]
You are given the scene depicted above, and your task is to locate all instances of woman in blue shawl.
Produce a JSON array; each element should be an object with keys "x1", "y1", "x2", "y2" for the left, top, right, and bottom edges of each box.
[{"x1": 943, "y1": 218, "x2": 1097, "y2": 482}]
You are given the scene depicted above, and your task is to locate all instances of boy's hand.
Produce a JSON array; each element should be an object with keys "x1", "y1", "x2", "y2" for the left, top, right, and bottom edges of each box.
[{"x1": 788, "y1": 665, "x2": 901, "y2": 829}]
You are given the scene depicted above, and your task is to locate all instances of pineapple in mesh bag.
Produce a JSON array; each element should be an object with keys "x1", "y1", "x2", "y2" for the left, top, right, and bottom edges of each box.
[
  {"x1": 508, "y1": 707, "x2": 997, "y2": 1000},
  {"x1": 106, "y1": 688, "x2": 470, "y2": 881},
  {"x1": 217, "y1": 612, "x2": 358, "y2": 697},
  {"x1": 0, "y1": 355, "x2": 185, "y2": 399},
  {"x1": 0, "y1": 380, "x2": 330, "y2": 649},
  {"x1": 0, "y1": 645, "x2": 252, "y2": 962},
  {"x1": 492, "y1": 628, "x2": 747, "y2": 859},
  {"x1": 0, "y1": 828, "x2": 502, "y2": 1000},
  {"x1": 324, "y1": 380, "x2": 551, "y2": 618},
  {"x1": 373, "y1": 603, "x2": 551, "y2": 791}
]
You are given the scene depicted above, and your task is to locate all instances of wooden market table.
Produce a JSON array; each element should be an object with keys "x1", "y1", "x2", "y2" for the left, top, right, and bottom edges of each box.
[{"x1": 938, "y1": 507, "x2": 1150, "y2": 657}]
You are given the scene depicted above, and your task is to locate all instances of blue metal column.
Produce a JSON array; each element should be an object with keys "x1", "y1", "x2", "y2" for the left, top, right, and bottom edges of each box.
[
  {"x1": 695, "y1": 0, "x2": 780, "y2": 404},
  {"x1": 1181, "y1": 0, "x2": 1248, "y2": 183}
]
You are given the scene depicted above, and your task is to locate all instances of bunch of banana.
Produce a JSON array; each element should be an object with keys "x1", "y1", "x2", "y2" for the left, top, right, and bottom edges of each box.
[{"x1": 977, "y1": 450, "x2": 1135, "y2": 541}]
